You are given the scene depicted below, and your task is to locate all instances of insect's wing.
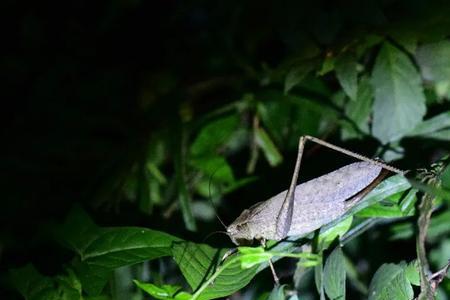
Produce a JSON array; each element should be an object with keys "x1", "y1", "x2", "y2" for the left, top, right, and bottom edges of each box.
[
  {"x1": 287, "y1": 161, "x2": 384, "y2": 237},
  {"x1": 344, "y1": 168, "x2": 389, "y2": 209}
]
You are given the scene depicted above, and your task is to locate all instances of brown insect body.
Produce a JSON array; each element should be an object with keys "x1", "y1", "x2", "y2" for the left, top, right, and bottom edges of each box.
[{"x1": 227, "y1": 161, "x2": 384, "y2": 245}]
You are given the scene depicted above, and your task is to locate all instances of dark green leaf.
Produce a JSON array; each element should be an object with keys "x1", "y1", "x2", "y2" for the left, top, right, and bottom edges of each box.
[
  {"x1": 404, "y1": 260, "x2": 420, "y2": 286},
  {"x1": 10, "y1": 264, "x2": 55, "y2": 300},
  {"x1": 318, "y1": 217, "x2": 353, "y2": 249},
  {"x1": 57, "y1": 206, "x2": 99, "y2": 256},
  {"x1": 356, "y1": 203, "x2": 403, "y2": 218},
  {"x1": 257, "y1": 95, "x2": 323, "y2": 147},
  {"x1": 255, "y1": 127, "x2": 283, "y2": 167},
  {"x1": 341, "y1": 76, "x2": 373, "y2": 139},
  {"x1": 368, "y1": 263, "x2": 414, "y2": 300},
  {"x1": 176, "y1": 134, "x2": 197, "y2": 232},
  {"x1": 390, "y1": 210, "x2": 450, "y2": 241},
  {"x1": 190, "y1": 155, "x2": 235, "y2": 184},
  {"x1": 430, "y1": 239, "x2": 450, "y2": 269},
  {"x1": 317, "y1": 55, "x2": 335, "y2": 76},
  {"x1": 416, "y1": 41, "x2": 450, "y2": 82},
  {"x1": 409, "y1": 179, "x2": 450, "y2": 202},
  {"x1": 389, "y1": 28, "x2": 418, "y2": 54},
  {"x1": 55, "y1": 268, "x2": 83, "y2": 299},
  {"x1": 422, "y1": 129, "x2": 450, "y2": 141},
  {"x1": 314, "y1": 259, "x2": 326, "y2": 300},
  {"x1": 75, "y1": 227, "x2": 179, "y2": 295},
  {"x1": 268, "y1": 284, "x2": 286, "y2": 300},
  {"x1": 442, "y1": 164, "x2": 450, "y2": 190},
  {"x1": 344, "y1": 256, "x2": 368, "y2": 295},
  {"x1": 172, "y1": 242, "x2": 258, "y2": 300},
  {"x1": 408, "y1": 111, "x2": 450, "y2": 138},
  {"x1": 137, "y1": 163, "x2": 152, "y2": 214},
  {"x1": 284, "y1": 62, "x2": 314, "y2": 94},
  {"x1": 335, "y1": 52, "x2": 358, "y2": 101},
  {"x1": 323, "y1": 247, "x2": 346, "y2": 300},
  {"x1": 58, "y1": 208, "x2": 181, "y2": 296},
  {"x1": 371, "y1": 42, "x2": 426, "y2": 143},
  {"x1": 399, "y1": 188, "x2": 418, "y2": 216},
  {"x1": 190, "y1": 115, "x2": 239, "y2": 157},
  {"x1": 10, "y1": 265, "x2": 83, "y2": 300},
  {"x1": 238, "y1": 247, "x2": 273, "y2": 269},
  {"x1": 134, "y1": 280, "x2": 192, "y2": 300}
]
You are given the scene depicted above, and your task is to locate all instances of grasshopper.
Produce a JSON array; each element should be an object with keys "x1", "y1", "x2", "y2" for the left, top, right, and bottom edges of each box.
[{"x1": 226, "y1": 135, "x2": 404, "y2": 282}]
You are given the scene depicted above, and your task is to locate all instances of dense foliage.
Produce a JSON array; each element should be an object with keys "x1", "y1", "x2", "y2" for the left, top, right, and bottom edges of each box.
[{"x1": 2, "y1": 1, "x2": 450, "y2": 299}]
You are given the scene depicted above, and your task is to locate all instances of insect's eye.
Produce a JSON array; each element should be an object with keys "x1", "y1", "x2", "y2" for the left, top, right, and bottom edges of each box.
[{"x1": 236, "y1": 223, "x2": 246, "y2": 230}]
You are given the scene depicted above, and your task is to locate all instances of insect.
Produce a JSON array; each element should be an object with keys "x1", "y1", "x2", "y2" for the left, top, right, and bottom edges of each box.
[{"x1": 226, "y1": 135, "x2": 404, "y2": 282}]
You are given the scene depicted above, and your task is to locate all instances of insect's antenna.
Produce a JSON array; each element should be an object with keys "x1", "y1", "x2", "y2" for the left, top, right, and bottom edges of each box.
[
  {"x1": 202, "y1": 230, "x2": 229, "y2": 243},
  {"x1": 208, "y1": 168, "x2": 228, "y2": 229}
]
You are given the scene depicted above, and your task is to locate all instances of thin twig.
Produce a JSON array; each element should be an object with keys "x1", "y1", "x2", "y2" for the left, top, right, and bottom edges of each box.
[{"x1": 416, "y1": 193, "x2": 434, "y2": 300}]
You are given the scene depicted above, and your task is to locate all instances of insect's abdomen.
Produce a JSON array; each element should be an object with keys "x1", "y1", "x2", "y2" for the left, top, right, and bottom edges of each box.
[{"x1": 284, "y1": 161, "x2": 382, "y2": 236}]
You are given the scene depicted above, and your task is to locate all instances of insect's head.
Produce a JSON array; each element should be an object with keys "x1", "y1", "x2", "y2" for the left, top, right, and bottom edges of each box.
[{"x1": 226, "y1": 209, "x2": 254, "y2": 246}]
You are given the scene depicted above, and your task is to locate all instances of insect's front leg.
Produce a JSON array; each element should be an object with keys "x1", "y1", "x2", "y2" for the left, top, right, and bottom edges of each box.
[
  {"x1": 261, "y1": 238, "x2": 280, "y2": 286},
  {"x1": 221, "y1": 247, "x2": 238, "y2": 263}
]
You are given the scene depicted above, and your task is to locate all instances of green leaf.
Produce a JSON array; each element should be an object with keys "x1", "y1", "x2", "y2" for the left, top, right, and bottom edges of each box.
[
  {"x1": 341, "y1": 76, "x2": 373, "y2": 140},
  {"x1": 10, "y1": 265, "x2": 83, "y2": 300},
  {"x1": 408, "y1": 179, "x2": 450, "y2": 202},
  {"x1": 318, "y1": 55, "x2": 335, "y2": 76},
  {"x1": 416, "y1": 41, "x2": 450, "y2": 82},
  {"x1": 55, "y1": 268, "x2": 83, "y2": 300},
  {"x1": 134, "y1": 280, "x2": 192, "y2": 300},
  {"x1": 434, "y1": 81, "x2": 450, "y2": 98},
  {"x1": 404, "y1": 260, "x2": 420, "y2": 286},
  {"x1": 175, "y1": 135, "x2": 197, "y2": 232},
  {"x1": 57, "y1": 206, "x2": 99, "y2": 256},
  {"x1": 424, "y1": 129, "x2": 450, "y2": 140},
  {"x1": 344, "y1": 256, "x2": 368, "y2": 294},
  {"x1": 335, "y1": 52, "x2": 358, "y2": 101},
  {"x1": 75, "y1": 227, "x2": 179, "y2": 295},
  {"x1": 147, "y1": 162, "x2": 167, "y2": 185},
  {"x1": 268, "y1": 284, "x2": 286, "y2": 300},
  {"x1": 368, "y1": 263, "x2": 414, "y2": 300},
  {"x1": 371, "y1": 42, "x2": 426, "y2": 143},
  {"x1": 323, "y1": 247, "x2": 346, "y2": 300},
  {"x1": 314, "y1": 259, "x2": 326, "y2": 300},
  {"x1": 255, "y1": 127, "x2": 283, "y2": 167},
  {"x1": 399, "y1": 189, "x2": 418, "y2": 216},
  {"x1": 190, "y1": 155, "x2": 235, "y2": 184},
  {"x1": 390, "y1": 210, "x2": 450, "y2": 241},
  {"x1": 257, "y1": 95, "x2": 323, "y2": 147},
  {"x1": 408, "y1": 111, "x2": 450, "y2": 137},
  {"x1": 10, "y1": 264, "x2": 55, "y2": 300},
  {"x1": 356, "y1": 202, "x2": 403, "y2": 218},
  {"x1": 389, "y1": 28, "x2": 418, "y2": 54},
  {"x1": 190, "y1": 115, "x2": 239, "y2": 156},
  {"x1": 238, "y1": 247, "x2": 273, "y2": 269},
  {"x1": 430, "y1": 239, "x2": 450, "y2": 269},
  {"x1": 284, "y1": 62, "x2": 314, "y2": 94},
  {"x1": 318, "y1": 216, "x2": 353, "y2": 249},
  {"x1": 172, "y1": 242, "x2": 258, "y2": 300},
  {"x1": 442, "y1": 164, "x2": 450, "y2": 190},
  {"x1": 137, "y1": 162, "x2": 152, "y2": 214},
  {"x1": 59, "y1": 208, "x2": 181, "y2": 295}
]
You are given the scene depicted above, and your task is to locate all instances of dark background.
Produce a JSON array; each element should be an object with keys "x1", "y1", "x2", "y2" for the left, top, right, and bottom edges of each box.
[{"x1": 2, "y1": 0, "x2": 450, "y2": 299}]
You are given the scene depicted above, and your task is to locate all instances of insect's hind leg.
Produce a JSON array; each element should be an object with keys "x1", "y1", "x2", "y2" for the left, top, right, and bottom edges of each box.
[
  {"x1": 275, "y1": 136, "x2": 308, "y2": 239},
  {"x1": 302, "y1": 135, "x2": 404, "y2": 175}
]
